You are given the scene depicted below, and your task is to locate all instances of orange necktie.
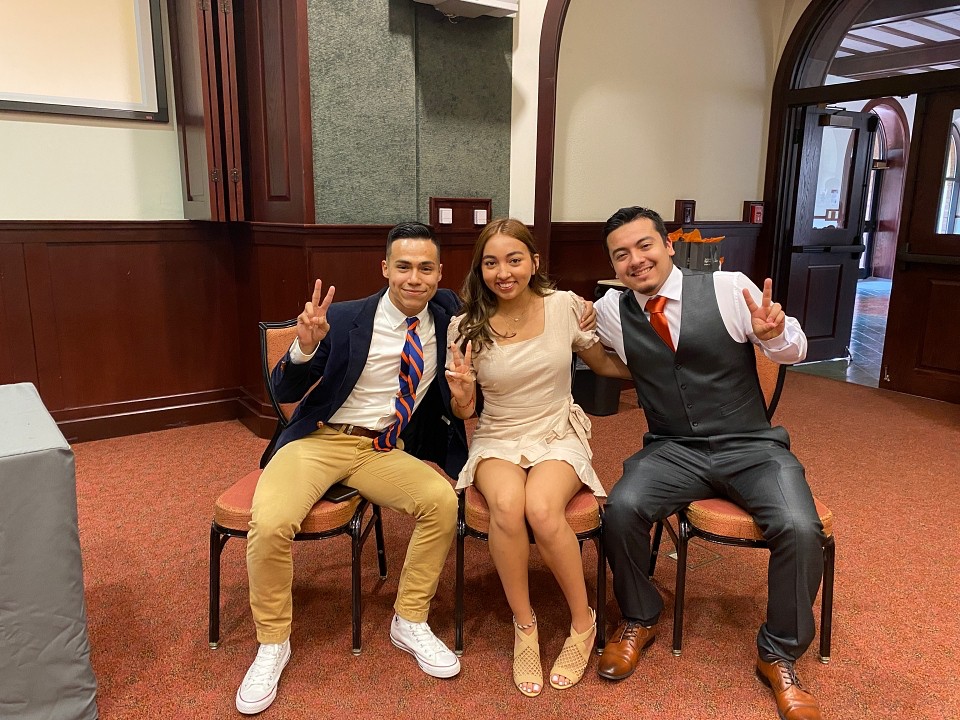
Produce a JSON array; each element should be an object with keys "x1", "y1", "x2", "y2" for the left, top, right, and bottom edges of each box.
[{"x1": 645, "y1": 295, "x2": 674, "y2": 352}]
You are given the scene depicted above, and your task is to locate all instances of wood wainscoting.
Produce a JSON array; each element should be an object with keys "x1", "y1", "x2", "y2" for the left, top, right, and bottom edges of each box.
[
  {"x1": 0, "y1": 219, "x2": 760, "y2": 442},
  {"x1": 0, "y1": 221, "x2": 240, "y2": 442}
]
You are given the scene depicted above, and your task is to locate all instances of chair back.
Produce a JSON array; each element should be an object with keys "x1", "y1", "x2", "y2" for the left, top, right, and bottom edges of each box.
[
  {"x1": 259, "y1": 320, "x2": 301, "y2": 425},
  {"x1": 258, "y1": 319, "x2": 309, "y2": 466},
  {"x1": 753, "y1": 344, "x2": 786, "y2": 420}
]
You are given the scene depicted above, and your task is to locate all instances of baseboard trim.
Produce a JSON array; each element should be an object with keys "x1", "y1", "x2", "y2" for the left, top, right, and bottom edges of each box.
[{"x1": 56, "y1": 394, "x2": 245, "y2": 444}]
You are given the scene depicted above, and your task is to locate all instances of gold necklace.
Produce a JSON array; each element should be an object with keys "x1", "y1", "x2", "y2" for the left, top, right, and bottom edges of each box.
[{"x1": 506, "y1": 296, "x2": 535, "y2": 324}]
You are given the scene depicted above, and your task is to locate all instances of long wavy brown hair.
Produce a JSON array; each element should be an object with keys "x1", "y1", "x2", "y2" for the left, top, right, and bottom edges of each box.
[{"x1": 457, "y1": 218, "x2": 555, "y2": 352}]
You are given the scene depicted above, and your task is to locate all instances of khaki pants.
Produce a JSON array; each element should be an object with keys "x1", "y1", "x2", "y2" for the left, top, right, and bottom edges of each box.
[{"x1": 246, "y1": 426, "x2": 457, "y2": 644}]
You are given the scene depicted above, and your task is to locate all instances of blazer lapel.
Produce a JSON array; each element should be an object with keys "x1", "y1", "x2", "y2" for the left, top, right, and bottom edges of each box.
[{"x1": 429, "y1": 299, "x2": 452, "y2": 409}]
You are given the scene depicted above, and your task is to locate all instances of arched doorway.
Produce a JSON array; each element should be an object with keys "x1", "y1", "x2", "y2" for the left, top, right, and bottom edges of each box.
[
  {"x1": 767, "y1": 1, "x2": 960, "y2": 402},
  {"x1": 860, "y1": 98, "x2": 910, "y2": 280}
]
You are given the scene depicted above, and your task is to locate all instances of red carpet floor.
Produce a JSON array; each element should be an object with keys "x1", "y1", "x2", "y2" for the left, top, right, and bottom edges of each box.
[{"x1": 72, "y1": 372, "x2": 960, "y2": 719}]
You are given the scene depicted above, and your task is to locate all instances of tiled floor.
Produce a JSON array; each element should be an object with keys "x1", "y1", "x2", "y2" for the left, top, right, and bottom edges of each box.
[{"x1": 789, "y1": 278, "x2": 891, "y2": 389}]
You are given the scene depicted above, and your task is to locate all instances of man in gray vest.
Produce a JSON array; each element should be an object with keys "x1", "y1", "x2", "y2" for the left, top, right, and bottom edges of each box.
[{"x1": 593, "y1": 206, "x2": 825, "y2": 720}]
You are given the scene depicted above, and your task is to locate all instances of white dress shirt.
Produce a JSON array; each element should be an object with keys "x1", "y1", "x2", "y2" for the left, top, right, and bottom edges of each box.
[
  {"x1": 594, "y1": 266, "x2": 807, "y2": 365},
  {"x1": 290, "y1": 293, "x2": 438, "y2": 430}
]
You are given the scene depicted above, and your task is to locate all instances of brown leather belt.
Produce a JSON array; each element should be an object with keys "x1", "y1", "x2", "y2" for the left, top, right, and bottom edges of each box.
[{"x1": 329, "y1": 423, "x2": 380, "y2": 439}]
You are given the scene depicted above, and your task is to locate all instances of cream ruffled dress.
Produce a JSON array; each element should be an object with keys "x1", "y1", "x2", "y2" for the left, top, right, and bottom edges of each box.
[{"x1": 449, "y1": 290, "x2": 605, "y2": 497}]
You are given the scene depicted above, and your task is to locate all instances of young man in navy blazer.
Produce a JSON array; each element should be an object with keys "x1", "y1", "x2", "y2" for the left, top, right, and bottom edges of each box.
[{"x1": 236, "y1": 222, "x2": 468, "y2": 714}]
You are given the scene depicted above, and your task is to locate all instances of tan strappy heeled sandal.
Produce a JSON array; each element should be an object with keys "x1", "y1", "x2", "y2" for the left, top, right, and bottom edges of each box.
[
  {"x1": 549, "y1": 607, "x2": 596, "y2": 690},
  {"x1": 513, "y1": 611, "x2": 543, "y2": 697}
]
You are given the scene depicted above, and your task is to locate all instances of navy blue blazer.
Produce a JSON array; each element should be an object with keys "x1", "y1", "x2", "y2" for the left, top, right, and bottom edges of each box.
[{"x1": 268, "y1": 287, "x2": 468, "y2": 479}]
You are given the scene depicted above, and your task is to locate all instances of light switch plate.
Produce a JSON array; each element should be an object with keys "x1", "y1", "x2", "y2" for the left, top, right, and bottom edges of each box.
[
  {"x1": 473, "y1": 209, "x2": 488, "y2": 225},
  {"x1": 439, "y1": 207, "x2": 453, "y2": 225}
]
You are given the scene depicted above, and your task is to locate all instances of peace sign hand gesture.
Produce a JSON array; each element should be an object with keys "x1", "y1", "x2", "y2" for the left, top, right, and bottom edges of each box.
[
  {"x1": 445, "y1": 341, "x2": 476, "y2": 413},
  {"x1": 742, "y1": 278, "x2": 786, "y2": 342},
  {"x1": 297, "y1": 279, "x2": 336, "y2": 355}
]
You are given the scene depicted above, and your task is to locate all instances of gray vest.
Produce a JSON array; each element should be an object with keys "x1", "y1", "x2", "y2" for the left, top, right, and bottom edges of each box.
[{"x1": 620, "y1": 270, "x2": 771, "y2": 439}]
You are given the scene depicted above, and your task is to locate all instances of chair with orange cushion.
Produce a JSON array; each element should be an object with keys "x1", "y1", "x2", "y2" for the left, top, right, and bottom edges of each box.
[
  {"x1": 454, "y1": 482, "x2": 606, "y2": 655},
  {"x1": 208, "y1": 319, "x2": 387, "y2": 655},
  {"x1": 648, "y1": 345, "x2": 835, "y2": 662}
]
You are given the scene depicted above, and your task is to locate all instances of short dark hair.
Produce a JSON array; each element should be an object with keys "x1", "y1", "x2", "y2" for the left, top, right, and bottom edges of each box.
[
  {"x1": 601, "y1": 207, "x2": 669, "y2": 254},
  {"x1": 386, "y1": 222, "x2": 440, "y2": 259}
]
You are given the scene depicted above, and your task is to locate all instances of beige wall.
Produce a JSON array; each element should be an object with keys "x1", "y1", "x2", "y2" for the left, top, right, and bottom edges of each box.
[
  {"x1": 507, "y1": 0, "x2": 814, "y2": 224},
  {"x1": 551, "y1": 0, "x2": 815, "y2": 222},
  {"x1": 0, "y1": 0, "x2": 183, "y2": 221}
]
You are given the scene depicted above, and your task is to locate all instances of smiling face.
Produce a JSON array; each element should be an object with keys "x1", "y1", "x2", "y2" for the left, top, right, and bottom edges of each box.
[
  {"x1": 381, "y1": 237, "x2": 442, "y2": 316},
  {"x1": 479, "y1": 233, "x2": 539, "y2": 302},
  {"x1": 606, "y1": 217, "x2": 675, "y2": 296}
]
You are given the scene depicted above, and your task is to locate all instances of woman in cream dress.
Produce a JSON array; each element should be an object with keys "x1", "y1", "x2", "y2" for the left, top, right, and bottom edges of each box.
[{"x1": 446, "y1": 219, "x2": 629, "y2": 697}]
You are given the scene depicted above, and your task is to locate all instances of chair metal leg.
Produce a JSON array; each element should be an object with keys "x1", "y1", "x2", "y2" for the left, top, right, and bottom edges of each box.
[
  {"x1": 350, "y1": 511, "x2": 364, "y2": 656},
  {"x1": 649, "y1": 520, "x2": 664, "y2": 578},
  {"x1": 594, "y1": 533, "x2": 607, "y2": 652},
  {"x1": 209, "y1": 524, "x2": 228, "y2": 649},
  {"x1": 672, "y1": 516, "x2": 690, "y2": 656},
  {"x1": 454, "y1": 504, "x2": 466, "y2": 657},
  {"x1": 819, "y1": 534, "x2": 835, "y2": 664},
  {"x1": 373, "y1": 504, "x2": 388, "y2": 579}
]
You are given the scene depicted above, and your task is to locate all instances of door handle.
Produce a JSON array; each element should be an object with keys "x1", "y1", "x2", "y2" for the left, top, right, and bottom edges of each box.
[
  {"x1": 793, "y1": 245, "x2": 866, "y2": 255},
  {"x1": 897, "y1": 252, "x2": 960, "y2": 266}
]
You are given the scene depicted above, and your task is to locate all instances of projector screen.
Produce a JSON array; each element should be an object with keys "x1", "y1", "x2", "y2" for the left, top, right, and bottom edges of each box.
[{"x1": 0, "y1": 0, "x2": 167, "y2": 121}]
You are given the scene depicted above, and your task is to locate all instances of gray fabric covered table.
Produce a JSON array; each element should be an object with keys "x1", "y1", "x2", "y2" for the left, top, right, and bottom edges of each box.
[{"x1": 0, "y1": 383, "x2": 98, "y2": 719}]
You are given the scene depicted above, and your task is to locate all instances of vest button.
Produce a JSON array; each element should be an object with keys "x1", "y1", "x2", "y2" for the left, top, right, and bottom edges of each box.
[
  {"x1": 692, "y1": 421, "x2": 699, "y2": 427},
  {"x1": 680, "y1": 384, "x2": 687, "y2": 390},
  {"x1": 675, "y1": 363, "x2": 682, "y2": 370},
  {"x1": 686, "y1": 403, "x2": 693, "y2": 409}
]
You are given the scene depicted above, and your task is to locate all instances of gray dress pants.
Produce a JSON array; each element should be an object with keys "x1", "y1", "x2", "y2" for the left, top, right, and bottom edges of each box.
[{"x1": 603, "y1": 430, "x2": 825, "y2": 662}]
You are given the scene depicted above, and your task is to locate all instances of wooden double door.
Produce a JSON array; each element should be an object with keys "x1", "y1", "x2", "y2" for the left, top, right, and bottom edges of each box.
[
  {"x1": 881, "y1": 90, "x2": 960, "y2": 403},
  {"x1": 167, "y1": 0, "x2": 315, "y2": 224},
  {"x1": 785, "y1": 107, "x2": 877, "y2": 363}
]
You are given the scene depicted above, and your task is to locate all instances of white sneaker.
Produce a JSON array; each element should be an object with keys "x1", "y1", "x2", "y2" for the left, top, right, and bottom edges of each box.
[
  {"x1": 389, "y1": 614, "x2": 461, "y2": 678},
  {"x1": 235, "y1": 639, "x2": 291, "y2": 714}
]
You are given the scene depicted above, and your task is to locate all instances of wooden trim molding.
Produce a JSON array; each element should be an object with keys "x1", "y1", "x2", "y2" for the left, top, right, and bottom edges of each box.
[{"x1": 533, "y1": 0, "x2": 572, "y2": 265}]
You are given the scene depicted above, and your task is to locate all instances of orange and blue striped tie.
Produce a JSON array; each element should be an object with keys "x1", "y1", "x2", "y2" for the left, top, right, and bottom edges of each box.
[{"x1": 373, "y1": 317, "x2": 424, "y2": 451}]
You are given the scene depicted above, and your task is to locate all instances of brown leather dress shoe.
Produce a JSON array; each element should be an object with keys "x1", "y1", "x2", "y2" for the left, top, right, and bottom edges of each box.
[
  {"x1": 597, "y1": 620, "x2": 656, "y2": 681},
  {"x1": 756, "y1": 658, "x2": 823, "y2": 720}
]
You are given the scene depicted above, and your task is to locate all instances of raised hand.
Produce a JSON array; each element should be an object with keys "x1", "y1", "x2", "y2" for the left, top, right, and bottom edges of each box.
[
  {"x1": 297, "y1": 279, "x2": 335, "y2": 355},
  {"x1": 445, "y1": 341, "x2": 476, "y2": 411},
  {"x1": 742, "y1": 278, "x2": 785, "y2": 342}
]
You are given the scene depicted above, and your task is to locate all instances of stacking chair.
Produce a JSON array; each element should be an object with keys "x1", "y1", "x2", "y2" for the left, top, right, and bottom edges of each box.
[
  {"x1": 209, "y1": 319, "x2": 387, "y2": 655},
  {"x1": 454, "y1": 486, "x2": 606, "y2": 655},
  {"x1": 648, "y1": 345, "x2": 836, "y2": 662}
]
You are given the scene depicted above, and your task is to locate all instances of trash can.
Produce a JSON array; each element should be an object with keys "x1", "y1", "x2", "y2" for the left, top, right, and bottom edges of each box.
[{"x1": 572, "y1": 358, "x2": 622, "y2": 416}]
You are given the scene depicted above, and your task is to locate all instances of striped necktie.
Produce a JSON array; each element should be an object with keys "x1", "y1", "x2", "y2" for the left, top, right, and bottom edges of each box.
[
  {"x1": 373, "y1": 317, "x2": 424, "y2": 451},
  {"x1": 645, "y1": 295, "x2": 674, "y2": 352}
]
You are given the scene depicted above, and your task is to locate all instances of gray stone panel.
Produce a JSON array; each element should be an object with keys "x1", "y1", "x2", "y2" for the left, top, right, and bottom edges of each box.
[
  {"x1": 308, "y1": 0, "x2": 418, "y2": 224},
  {"x1": 415, "y1": 7, "x2": 512, "y2": 221},
  {"x1": 307, "y1": 0, "x2": 511, "y2": 225}
]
